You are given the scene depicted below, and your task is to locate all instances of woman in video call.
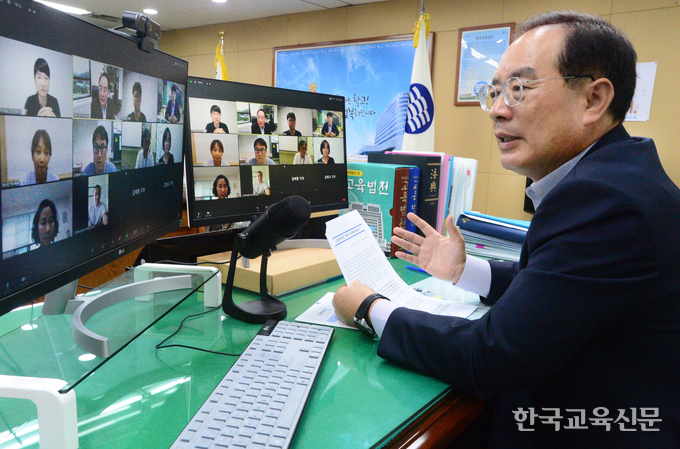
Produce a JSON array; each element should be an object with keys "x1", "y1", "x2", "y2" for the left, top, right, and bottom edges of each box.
[
  {"x1": 316, "y1": 139, "x2": 335, "y2": 164},
  {"x1": 24, "y1": 58, "x2": 61, "y2": 118},
  {"x1": 205, "y1": 105, "x2": 229, "y2": 134},
  {"x1": 21, "y1": 129, "x2": 59, "y2": 185},
  {"x1": 157, "y1": 127, "x2": 174, "y2": 165},
  {"x1": 207, "y1": 139, "x2": 224, "y2": 166},
  {"x1": 31, "y1": 199, "x2": 58, "y2": 248},
  {"x1": 213, "y1": 174, "x2": 231, "y2": 199}
]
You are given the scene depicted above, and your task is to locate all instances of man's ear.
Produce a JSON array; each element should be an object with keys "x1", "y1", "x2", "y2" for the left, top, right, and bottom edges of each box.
[{"x1": 583, "y1": 78, "x2": 615, "y2": 127}]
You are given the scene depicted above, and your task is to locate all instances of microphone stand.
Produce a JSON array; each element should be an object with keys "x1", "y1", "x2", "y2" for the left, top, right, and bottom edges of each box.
[{"x1": 222, "y1": 239, "x2": 287, "y2": 324}]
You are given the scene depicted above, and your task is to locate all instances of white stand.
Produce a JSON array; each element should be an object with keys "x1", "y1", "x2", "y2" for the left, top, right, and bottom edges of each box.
[
  {"x1": 0, "y1": 375, "x2": 78, "y2": 449},
  {"x1": 70, "y1": 275, "x2": 193, "y2": 358},
  {"x1": 133, "y1": 263, "x2": 222, "y2": 307}
]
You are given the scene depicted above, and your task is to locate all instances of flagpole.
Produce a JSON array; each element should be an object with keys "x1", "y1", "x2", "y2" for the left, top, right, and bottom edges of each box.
[{"x1": 420, "y1": 0, "x2": 424, "y2": 16}]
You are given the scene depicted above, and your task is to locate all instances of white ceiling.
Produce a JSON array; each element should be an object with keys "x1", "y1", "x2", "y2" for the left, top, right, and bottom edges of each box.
[{"x1": 61, "y1": 0, "x2": 392, "y2": 31}]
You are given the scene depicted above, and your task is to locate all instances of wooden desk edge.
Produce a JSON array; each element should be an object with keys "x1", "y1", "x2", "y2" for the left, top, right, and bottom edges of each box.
[{"x1": 386, "y1": 390, "x2": 484, "y2": 449}]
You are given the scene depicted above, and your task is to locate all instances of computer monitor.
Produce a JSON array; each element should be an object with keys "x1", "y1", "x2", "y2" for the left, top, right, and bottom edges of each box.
[
  {"x1": 0, "y1": 0, "x2": 188, "y2": 315},
  {"x1": 184, "y1": 77, "x2": 348, "y2": 228}
]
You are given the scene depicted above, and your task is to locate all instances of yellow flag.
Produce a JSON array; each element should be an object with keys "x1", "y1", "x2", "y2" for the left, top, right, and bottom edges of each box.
[{"x1": 215, "y1": 40, "x2": 229, "y2": 81}]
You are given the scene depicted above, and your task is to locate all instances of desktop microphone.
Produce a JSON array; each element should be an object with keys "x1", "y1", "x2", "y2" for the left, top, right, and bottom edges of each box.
[{"x1": 236, "y1": 195, "x2": 311, "y2": 259}]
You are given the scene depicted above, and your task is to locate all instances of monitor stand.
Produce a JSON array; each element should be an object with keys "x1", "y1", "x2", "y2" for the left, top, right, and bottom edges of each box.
[{"x1": 41, "y1": 279, "x2": 79, "y2": 315}]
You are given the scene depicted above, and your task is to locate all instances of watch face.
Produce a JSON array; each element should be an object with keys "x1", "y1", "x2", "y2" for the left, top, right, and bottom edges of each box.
[{"x1": 354, "y1": 317, "x2": 377, "y2": 338}]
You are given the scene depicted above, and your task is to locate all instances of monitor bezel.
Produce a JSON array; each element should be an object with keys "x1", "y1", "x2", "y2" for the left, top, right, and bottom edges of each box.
[
  {"x1": 0, "y1": 0, "x2": 188, "y2": 315},
  {"x1": 183, "y1": 76, "x2": 348, "y2": 228}
]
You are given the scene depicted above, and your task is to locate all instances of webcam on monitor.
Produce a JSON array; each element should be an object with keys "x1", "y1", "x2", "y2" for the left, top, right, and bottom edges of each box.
[{"x1": 121, "y1": 11, "x2": 161, "y2": 52}]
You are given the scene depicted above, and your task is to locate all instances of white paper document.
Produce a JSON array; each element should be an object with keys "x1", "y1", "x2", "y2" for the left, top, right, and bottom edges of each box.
[{"x1": 316, "y1": 210, "x2": 477, "y2": 322}]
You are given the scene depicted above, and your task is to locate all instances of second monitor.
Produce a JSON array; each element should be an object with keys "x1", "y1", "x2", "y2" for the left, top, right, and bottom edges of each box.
[{"x1": 184, "y1": 77, "x2": 348, "y2": 227}]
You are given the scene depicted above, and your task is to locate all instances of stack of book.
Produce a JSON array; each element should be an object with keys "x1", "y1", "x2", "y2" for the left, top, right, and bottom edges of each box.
[{"x1": 456, "y1": 212, "x2": 530, "y2": 262}]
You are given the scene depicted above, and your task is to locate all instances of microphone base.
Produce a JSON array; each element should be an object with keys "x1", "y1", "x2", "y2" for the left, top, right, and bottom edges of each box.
[
  {"x1": 222, "y1": 244, "x2": 288, "y2": 324},
  {"x1": 222, "y1": 297, "x2": 287, "y2": 324}
]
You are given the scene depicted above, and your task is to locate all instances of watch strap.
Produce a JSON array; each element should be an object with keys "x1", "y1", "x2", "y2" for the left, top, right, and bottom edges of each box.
[{"x1": 354, "y1": 293, "x2": 389, "y2": 337}]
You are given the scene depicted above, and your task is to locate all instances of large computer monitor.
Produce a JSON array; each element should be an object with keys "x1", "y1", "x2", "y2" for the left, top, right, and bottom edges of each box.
[
  {"x1": 0, "y1": 0, "x2": 188, "y2": 315},
  {"x1": 184, "y1": 77, "x2": 348, "y2": 228}
]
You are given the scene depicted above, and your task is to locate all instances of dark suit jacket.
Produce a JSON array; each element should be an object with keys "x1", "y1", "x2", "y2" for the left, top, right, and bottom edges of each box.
[
  {"x1": 91, "y1": 98, "x2": 116, "y2": 119},
  {"x1": 251, "y1": 120, "x2": 273, "y2": 135},
  {"x1": 378, "y1": 124, "x2": 680, "y2": 448},
  {"x1": 165, "y1": 99, "x2": 180, "y2": 122}
]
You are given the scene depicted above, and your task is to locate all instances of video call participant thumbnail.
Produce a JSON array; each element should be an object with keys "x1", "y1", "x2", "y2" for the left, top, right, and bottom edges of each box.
[
  {"x1": 158, "y1": 127, "x2": 174, "y2": 165},
  {"x1": 127, "y1": 82, "x2": 146, "y2": 122},
  {"x1": 213, "y1": 174, "x2": 231, "y2": 199},
  {"x1": 252, "y1": 170, "x2": 269, "y2": 196},
  {"x1": 251, "y1": 109, "x2": 273, "y2": 135},
  {"x1": 294, "y1": 139, "x2": 312, "y2": 164},
  {"x1": 91, "y1": 72, "x2": 118, "y2": 120},
  {"x1": 82, "y1": 125, "x2": 117, "y2": 175},
  {"x1": 205, "y1": 105, "x2": 229, "y2": 133},
  {"x1": 88, "y1": 184, "x2": 108, "y2": 226},
  {"x1": 165, "y1": 84, "x2": 181, "y2": 124},
  {"x1": 21, "y1": 129, "x2": 59, "y2": 185},
  {"x1": 32, "y1": 199, "x2": 58, "y2": 248},
  {"x1": 321, "y1": 112, "x2": 339, "y2": 137},
  {"x1": 135, "y1": 127, "x2": 154, "y2": 168},
  {"x1": 24, "y1": 58, "x2": 60, "y2": 118},
  {"x1": 282, "y1": 112, "x2": 301, "y2": 136},
  {"x1": 246, "y1": 138, "x2": 275, "y2": 166},
  {"x1": 206, "y1": 139, "x2": 225, "y2": 166},
  {"x1": 317, "y1": 139, "x2": 335, "y2": 164}
]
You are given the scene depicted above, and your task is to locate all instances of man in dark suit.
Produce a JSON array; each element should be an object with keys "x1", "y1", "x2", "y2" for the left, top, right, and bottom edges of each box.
[
  {"x1": 251, "y1": 108, "x2": 273, "y2": 134},
  {"x1": 333, "y1": 12, "x2": 680, "y2": 448},
  {"x1": 165, "y1": 84, "x2": 181, "y2": 123},
  {"x1": 90, "y1": 73, "x2": 117, "y2": 119}
]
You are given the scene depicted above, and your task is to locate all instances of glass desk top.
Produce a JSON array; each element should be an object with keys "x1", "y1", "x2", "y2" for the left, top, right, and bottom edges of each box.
[{"x1": 0, "y1": 260, "x2": 466, "y2": 449}]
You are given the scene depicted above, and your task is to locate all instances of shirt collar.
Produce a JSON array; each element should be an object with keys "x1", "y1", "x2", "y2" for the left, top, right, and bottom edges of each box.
[{"x1": 526, "y1": 142, "x2": 594, "y2": 210}]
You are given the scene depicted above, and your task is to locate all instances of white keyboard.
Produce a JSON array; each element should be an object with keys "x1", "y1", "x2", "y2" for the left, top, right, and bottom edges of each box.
[{"x1": 170, "y1": 320, "x2": 333, "y2": 449}]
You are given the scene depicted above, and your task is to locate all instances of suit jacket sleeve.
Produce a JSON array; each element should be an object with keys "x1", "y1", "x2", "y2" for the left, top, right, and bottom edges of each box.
[{"x1": 378, "y1": 177, "x2": 665, "y2": 397}]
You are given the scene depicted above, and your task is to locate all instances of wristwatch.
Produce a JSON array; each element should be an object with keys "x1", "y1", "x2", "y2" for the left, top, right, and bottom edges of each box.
[{"x1": 354, "y1": 293, "x2": 389, "y2": 338}]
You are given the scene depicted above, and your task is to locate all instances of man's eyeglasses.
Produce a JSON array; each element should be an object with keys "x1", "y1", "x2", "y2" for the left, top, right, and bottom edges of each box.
[
  {"x1": 254, "y1": 147, "x2": 267, "y2": 153},
  {"x1": 479, "y1": 75, "x2": 594, "y2": 111},
  {"x1": 93, "y1": 144, "x2": 107, "y2": 154}
]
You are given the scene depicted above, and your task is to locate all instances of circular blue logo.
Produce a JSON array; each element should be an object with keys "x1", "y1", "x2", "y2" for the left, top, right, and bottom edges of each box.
[
  {"x1": 474, "y1": 81, "x2": 488, "y2": 96},
  {"x1": 405, "y1": 83, "x2": 434, "y2": 134}
]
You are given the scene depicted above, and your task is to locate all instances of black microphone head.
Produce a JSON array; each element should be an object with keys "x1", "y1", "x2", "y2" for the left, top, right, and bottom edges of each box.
[
  {"x1": 236, "y1": 195, "x2": 311, "y2": 259},
  {"x1": 267, "y1": 195, "x2": 311, "y2": 238}
]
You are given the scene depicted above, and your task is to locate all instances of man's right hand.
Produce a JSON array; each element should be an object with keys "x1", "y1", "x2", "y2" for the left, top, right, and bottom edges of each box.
[{"x1": 392, "y1": 213, "x2": 467, "y2": 284}]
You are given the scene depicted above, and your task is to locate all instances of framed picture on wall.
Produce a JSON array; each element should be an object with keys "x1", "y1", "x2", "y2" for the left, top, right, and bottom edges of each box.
[
  {"x1": 273, "y1": 34, "x2": 434, "y2": 156},
  {"x1": 455, "y1": 22, "x2": 514, "y2": 106}
]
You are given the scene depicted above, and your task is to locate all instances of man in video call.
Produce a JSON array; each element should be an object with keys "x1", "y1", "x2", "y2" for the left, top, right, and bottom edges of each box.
[
  {"x1": 252, "y1": 171, "x2": 269, "y2": 195},
  {"x1": 91, "y1": 73, "x2": 117, "y2": 119},
  {"x1": 82, "y1": 125, "x2": 117, "y2": 175},
  {"x1": 332, "y1": 11, "x2": 680, "y2": 448},
  {"x1": 251, "y1": 109, "x2": 273, "y2": 134},
  {"x1": 246, "y1": 138, "x2": 275, "y2": 166},
  {"x1": 88, "y1": 185, "x2": 108, "y2": 227},
  {"x1": 282, "y1": 112, "x2": 302, "y2": 136},
  {"x1": 165, "y1": 84, "x2": 181, "y2": 124},
  {"x1": 127, "y1": 81, "x2": 146, "y2": 122},
  {"x1": 321, "y1": 111, "x2": 339, "y2": 137}
]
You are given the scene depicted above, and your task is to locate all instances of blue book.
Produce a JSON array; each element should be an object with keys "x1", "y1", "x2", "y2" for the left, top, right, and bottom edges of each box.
[
  {"x1": 405, "y1": 166, "x2": 420, "y2": 233},
  {"x1": 456, "y1": 212, "x2": 528, "y2": 243}
]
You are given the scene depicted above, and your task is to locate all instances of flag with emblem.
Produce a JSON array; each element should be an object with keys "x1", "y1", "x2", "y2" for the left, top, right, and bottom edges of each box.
[
  {"x1": 215, "y1": 32, "x2": 229, "y2": 81},
  {"x1": 400, "y1": 11, "x2": 434, "y2": 153}
]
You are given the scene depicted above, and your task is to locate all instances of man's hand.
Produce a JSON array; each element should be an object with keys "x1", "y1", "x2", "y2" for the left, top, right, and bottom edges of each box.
[
  {"x1": 392, "y1": 213, "x2": 467, "y2": 283},
  {"x1": 332, "y1": 280, "x2": 377, "y2": 326}
]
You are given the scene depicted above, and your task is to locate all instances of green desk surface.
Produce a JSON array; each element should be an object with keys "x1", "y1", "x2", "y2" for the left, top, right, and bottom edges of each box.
[{"x1": 0, "y1": 260, "x2": 466, "y2": 449}]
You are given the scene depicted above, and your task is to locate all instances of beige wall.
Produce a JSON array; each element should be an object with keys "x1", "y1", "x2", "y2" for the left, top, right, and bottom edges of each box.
[{"x1": 161, "y1": 0, "x2": 680, "y2": 221}]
